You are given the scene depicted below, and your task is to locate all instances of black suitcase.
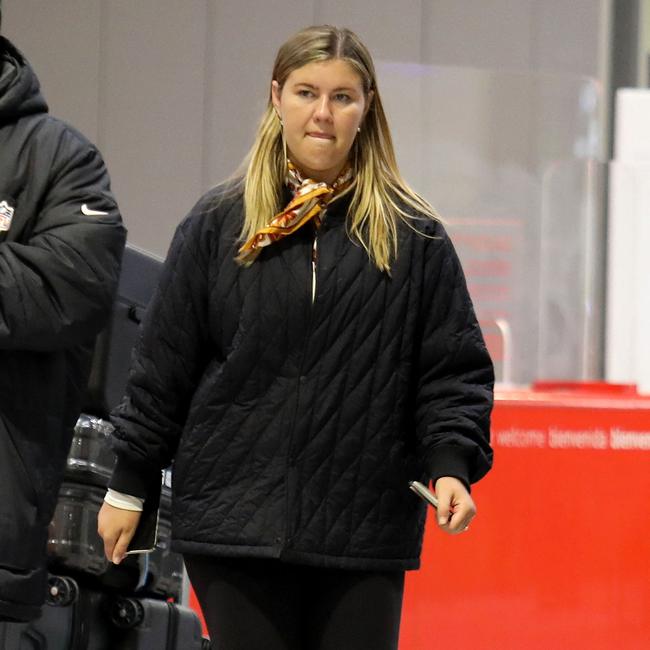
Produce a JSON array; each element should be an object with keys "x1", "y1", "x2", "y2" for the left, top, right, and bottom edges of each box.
[
  {"x1": 83, "y1": 244, "x2": 163, "y2": 418},
  {"x1": 48, "y1": 482, "x2": 184, "y2": 602},
  {"x1": 0, "y1": 576, "x2": 113, "y2": 649},
  {"x1": 108, "y1": 596, "x2": 208, "y2": 649},
  {"x1": 0, "y1": 576, "x2": 210, "y2": 650}
]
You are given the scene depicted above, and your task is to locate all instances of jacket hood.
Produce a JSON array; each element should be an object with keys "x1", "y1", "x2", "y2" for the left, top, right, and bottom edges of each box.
[{"x1": 0, "y1": 36, "x2": 48, "y2": 122}]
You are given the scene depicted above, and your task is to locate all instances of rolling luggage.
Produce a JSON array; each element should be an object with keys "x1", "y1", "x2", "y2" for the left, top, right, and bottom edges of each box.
[
  {"x1": 0, "y1": 575, "x2": 112, "y2": 649},
  {"x1": 54, "y1": 413, "x2": 184, "y2": 601},
  {"x1": 83, "y1": 244, "x2": 163, "y2": 418},
  {"x1": 48, "y1": 481, "x2": 184, "y2": 602},
  {"x1": 0, "y1": 576, "x2": 209, "y2": 649},
  {"x1": 108, "y1": 595, "x2": 208, "y2": 649},
  {"x1": 20, "y1": 244, "x2": 202, "y2": 646}
]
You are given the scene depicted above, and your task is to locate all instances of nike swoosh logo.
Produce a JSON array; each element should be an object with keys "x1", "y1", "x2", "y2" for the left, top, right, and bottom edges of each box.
[{"x1": 81, "y1": 203, "x2": 109, "y2": 216}]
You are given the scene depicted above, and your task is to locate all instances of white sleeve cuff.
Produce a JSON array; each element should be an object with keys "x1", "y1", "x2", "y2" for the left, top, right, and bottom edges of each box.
[{"x1": 104, "y1": 488, "x2": 145, "y2": 512}]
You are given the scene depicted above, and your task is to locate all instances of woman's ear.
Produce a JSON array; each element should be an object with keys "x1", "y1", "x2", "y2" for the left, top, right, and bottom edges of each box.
[{"x1": 271, "y1": 80, "x2": 282, "y2": 113}]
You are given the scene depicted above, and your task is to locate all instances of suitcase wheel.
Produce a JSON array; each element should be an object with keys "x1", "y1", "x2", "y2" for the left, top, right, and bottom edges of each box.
[
  {"x1": 45, "y1": 575, "x2": 79, "y2": 607},
  {"x1": 108, "y1": 596, "x2": 145, "y2": 628}
]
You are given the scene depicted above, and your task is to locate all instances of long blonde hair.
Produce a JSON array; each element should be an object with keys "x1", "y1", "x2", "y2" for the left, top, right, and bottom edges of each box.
[{"x1": 240, "y1": 25, "x2": 438, "y2": 272}]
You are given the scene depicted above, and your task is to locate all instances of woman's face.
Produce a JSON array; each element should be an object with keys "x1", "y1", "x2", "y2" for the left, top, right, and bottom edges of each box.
[{"x1": 272, "y1": 59, "x2": 370, "y2": 184}]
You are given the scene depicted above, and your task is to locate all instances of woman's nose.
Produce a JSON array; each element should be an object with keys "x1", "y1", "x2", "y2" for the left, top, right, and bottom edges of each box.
[{"x1": 313, "y1": 96, "x2": 333, "y2": 121}]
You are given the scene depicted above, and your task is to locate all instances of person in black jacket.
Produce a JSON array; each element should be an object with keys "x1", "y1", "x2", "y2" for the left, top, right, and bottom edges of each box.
[
  {"x1": 98, "y1": 25, "x2": 493, "y2": 650},
  {"x1": 0, "y1": 12, "x2": 126, "y2": 622}
]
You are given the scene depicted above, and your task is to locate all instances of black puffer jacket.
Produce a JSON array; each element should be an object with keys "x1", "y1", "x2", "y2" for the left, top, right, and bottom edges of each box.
[
  {"x1": 110, "y1": 184, "x2": 493, "y2": 571},
  {"x1": 0, "y1": 36, "x2": 125, "y2": 621}
]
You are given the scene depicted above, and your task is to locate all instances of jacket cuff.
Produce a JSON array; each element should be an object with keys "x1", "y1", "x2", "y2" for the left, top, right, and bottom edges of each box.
[
  {"x1": 104, "y1": 489, "x2": 145, "y2": 511},
  {"x1": 424, "y1": 445, "x2": 472, "y2": 492},
  {"x1": 108, "y1": 455, "x2": 161, "y2": 500}
]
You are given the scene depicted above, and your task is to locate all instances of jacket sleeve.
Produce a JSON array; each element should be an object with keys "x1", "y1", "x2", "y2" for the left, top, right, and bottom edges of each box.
[
  {"x1": 0, "y1": 132, "x2": 125, "y2": 350},
  {"x1": 109, "y1": 204, "x2": 213, "y2": 498},
  {"x1": 415, "y1": 222, "x2": 494, "y2": 488}
]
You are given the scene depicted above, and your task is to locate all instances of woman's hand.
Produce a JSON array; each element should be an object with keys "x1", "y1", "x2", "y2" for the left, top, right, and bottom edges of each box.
[
  {"x1": 434, "y1": 476, "x2": 476, "y2": 535},
  {"x1": 97, "y1": 502, "x2": 142, "y2": 564}
]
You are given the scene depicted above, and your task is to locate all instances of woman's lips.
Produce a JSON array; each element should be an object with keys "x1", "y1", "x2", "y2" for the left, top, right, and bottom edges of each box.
[{"x1": 307, "y1": 132, "x2": 334, "y2": 140}]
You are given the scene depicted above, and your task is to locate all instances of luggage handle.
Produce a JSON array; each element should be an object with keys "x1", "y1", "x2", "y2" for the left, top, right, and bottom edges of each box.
[{"x1": 128, "y1": 304, "x2": 145, "y2": 324}]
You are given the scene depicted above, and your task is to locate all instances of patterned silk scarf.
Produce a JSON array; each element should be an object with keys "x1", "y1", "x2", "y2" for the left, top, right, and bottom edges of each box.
[{"x1": 237, "y1": 161, "x2": 353, "y2": 264}]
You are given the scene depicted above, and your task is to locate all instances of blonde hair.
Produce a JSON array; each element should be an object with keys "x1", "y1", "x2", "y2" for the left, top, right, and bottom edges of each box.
[{"x1": 240, "y1": 25, "x2": 438, "y2": 272}]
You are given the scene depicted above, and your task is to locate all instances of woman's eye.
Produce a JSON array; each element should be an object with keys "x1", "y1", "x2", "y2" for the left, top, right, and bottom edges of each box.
[
  {"x1": 297, "y1": 89, "x2": 313, "y2": 98},
  {"x1": 334, "y1": 93, "x2": 352, "y2": 103}
]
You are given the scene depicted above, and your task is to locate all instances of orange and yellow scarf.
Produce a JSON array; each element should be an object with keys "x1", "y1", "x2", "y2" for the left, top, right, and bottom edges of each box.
[{"x1": 237, "y1": 161, "x2": 353, "y2": 264}]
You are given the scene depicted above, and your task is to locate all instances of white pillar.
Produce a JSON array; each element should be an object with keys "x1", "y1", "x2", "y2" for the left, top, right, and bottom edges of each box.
[{"x1": 606, "y1": 88, "x2": 650, "y2": 392}]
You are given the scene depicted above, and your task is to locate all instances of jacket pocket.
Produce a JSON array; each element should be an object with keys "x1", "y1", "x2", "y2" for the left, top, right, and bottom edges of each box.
[{"x1": 0, "y1": 413, "x2": 40, "y2": 571}]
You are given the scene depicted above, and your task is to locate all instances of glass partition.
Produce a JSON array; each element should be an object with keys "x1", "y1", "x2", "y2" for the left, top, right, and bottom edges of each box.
[{"x1": 377, "y1": 63, "x2": 606, "y2": 385}]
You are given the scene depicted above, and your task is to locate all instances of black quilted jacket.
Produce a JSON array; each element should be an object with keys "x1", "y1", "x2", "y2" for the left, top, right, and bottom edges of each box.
[{"x1": 110, "y1": 184, "x2": 493, "y2": 571}]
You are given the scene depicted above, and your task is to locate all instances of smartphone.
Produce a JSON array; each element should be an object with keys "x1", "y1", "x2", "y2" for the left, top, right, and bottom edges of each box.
[{"x1": 408, "y1": 480, "x2": 439, "y2": 509}]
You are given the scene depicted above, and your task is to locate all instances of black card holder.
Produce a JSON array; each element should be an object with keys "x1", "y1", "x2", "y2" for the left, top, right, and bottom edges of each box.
[{"x1": 126, "y1": 474, "x2": 163, "y2": 555}]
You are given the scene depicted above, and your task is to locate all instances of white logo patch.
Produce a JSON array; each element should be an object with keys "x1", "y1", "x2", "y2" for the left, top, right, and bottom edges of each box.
[
  {"x1": 81, "y1": 203, "x2": 109, "y2": 216},
  {"x1": 0, "y1": 200, "x2": 15, "y2": 232}
]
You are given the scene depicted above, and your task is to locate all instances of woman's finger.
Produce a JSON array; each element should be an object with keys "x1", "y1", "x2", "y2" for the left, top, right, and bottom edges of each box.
[{"x1": 112, "y1": 529, "x2": 136, "y2": 565}]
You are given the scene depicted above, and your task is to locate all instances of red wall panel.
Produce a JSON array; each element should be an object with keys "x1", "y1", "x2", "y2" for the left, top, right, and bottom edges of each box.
[{"x1": 399, "y1": 385, "x2": 650, "y2": 649}]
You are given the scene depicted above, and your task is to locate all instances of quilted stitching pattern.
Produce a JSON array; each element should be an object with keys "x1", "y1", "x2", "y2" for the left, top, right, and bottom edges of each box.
[{"x1": 111, "y1": 186, "x2": 494, "y2": 570}]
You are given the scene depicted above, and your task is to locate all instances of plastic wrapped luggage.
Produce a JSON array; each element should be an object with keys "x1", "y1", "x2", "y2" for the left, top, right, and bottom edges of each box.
[
  {"x1": 54, "y1": 413, "x2": 184, "y2": 601},
  {"x1": 65, "y1": 414, "x2": 174, "y2": 492},
  {"x1": 48, "y1": 482, "x2": 184, "y2": 602},
  {"x1": 48, "y1": 483, "x2": 108, "y2": 578},
  {"x1": 65, "y1": 415, "x2": 115, "y2": 487}
]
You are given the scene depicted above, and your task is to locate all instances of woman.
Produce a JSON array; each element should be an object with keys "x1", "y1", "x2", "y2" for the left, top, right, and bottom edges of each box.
[{"x1": 98, "y1": 25, "x2": 493, "y2": 650}]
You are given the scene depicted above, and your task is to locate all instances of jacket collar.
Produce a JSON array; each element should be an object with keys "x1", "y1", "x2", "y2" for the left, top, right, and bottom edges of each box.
[{"x1": 0, "y1": 36, "x2": 48, "y2": 122}]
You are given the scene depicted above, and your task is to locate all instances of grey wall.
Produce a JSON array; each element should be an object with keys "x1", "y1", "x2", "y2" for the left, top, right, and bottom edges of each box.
[{"x1": 4, "y1": 0, "x2": 611, "y2": 258}]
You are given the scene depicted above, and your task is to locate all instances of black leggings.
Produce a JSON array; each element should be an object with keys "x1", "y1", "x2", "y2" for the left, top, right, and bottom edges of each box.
[{"x1": 184, "y1": 555, "x2": 405, "y2": 650}]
